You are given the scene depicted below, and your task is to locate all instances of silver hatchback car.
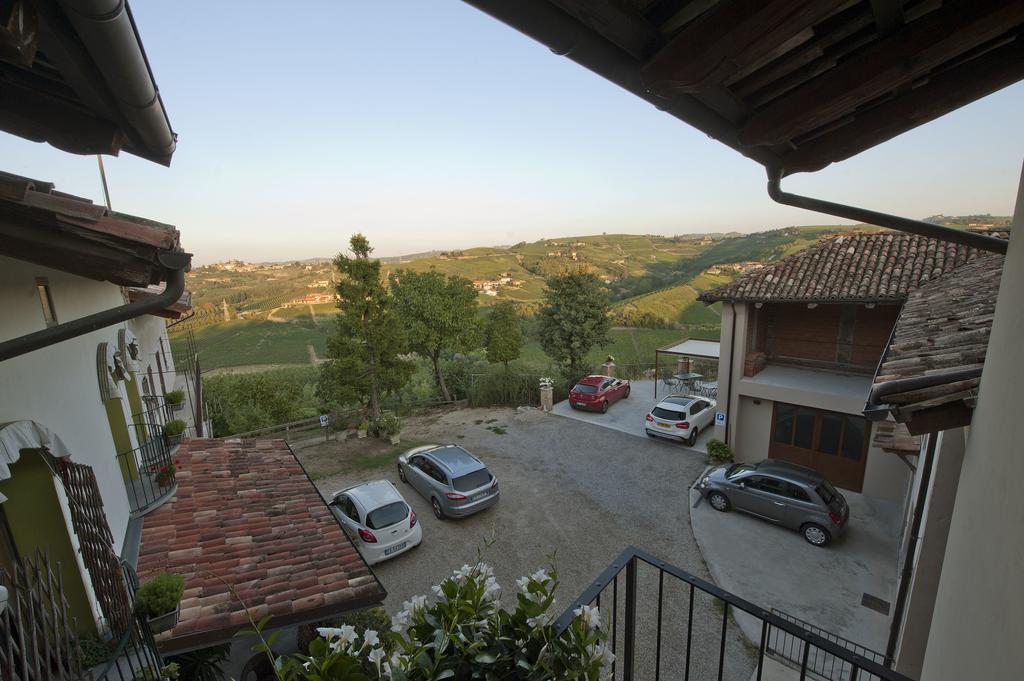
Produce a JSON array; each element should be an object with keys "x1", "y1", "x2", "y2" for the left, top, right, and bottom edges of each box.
[
  {"x1": 697, "y1": 459, "x2": 849, "y2": 546},
  {"x1": 397, "y1": 444, "x2": 499, "y2": 519}
]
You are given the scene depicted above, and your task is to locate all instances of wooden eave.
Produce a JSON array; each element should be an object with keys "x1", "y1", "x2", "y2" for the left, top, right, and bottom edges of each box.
[{"x1": 467, "y1": 0, "x2": 1024, "y2": 175}]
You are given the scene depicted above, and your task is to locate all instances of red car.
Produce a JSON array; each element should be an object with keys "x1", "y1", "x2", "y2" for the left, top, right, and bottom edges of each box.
[{"x1": 568, "y1": 375, "x2": 631, "y2": 413}]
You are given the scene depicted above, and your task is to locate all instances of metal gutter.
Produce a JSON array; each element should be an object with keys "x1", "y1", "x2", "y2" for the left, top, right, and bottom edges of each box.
[
  {"x1": 57, "y1": 0, "x2": 176, "y2": 164},
  {"x1": 0, "y1": 251, "x2": 190, "y2": 362},
  {"x1": 767, "y1": 169, "x2": 1007, "y2": 254}
]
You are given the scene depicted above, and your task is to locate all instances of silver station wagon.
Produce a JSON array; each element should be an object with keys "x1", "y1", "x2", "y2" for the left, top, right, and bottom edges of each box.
[
  {"x1": 698, "y1": 459, "x2": 849, "y2": 546},
  {"x1": 397, "y1": 444, "x2": 499, "y2": 519}
]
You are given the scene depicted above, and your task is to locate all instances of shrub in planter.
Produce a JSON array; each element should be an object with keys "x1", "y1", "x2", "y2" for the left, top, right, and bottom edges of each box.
[
  {"x1": 271, "y1": 562, "x2": 612, "y2": 680},
  {"x1": 150, "y1": 459, "x2": 179, "y2": 487},
  {"x1": 135, "y1": 572, "x2": 184, "y2": 633},
  {"x1": 372, "y1": 412, "x2": 400, "y2": 441},
  {"x1": 79, "y1": 636, "x2": 115, "y2": 668},
  {"x1": 706, "y1": 438, "x2": 734, "y2": 464},
  {"x1": 357, "y1": 420, "x2": 369, "y2": 439},
  {"x1": 163, "y1": 419, "x2": 187, "y2": 446},
  {"x1": 164, "y1": 390, "x2": 185, "y2": 410}
]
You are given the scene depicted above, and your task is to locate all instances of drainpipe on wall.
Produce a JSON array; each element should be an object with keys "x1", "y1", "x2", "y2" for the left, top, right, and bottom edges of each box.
[
  {"x1": 0, "y1": 252, "x2": 190, "y2": 362},
  {"x1": 723, "y1": 301, "x2": 737, "y2": 446}
]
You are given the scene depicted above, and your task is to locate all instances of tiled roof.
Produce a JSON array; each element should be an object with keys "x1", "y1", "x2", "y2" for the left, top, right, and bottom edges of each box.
[
  {"x1": 699, "y1": 232, "x2": 995, "y2": 304},
  {"x1": 136, "y1": 438, "x2": 385, "y2": 652},
  {"x1": 869, "y1": 252, "x2": 1004, "y2": 422}
]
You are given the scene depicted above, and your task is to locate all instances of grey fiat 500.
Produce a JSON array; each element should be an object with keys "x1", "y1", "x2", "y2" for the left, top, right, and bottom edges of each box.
[
  {"x1": 397, "y1": 444, "x2": 499, "y2": 519},
  {"x1": 698, "y1": 459, "x2": 849, "y2": 546}
]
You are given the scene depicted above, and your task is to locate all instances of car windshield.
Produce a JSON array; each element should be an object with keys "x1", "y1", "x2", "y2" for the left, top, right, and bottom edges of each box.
[
  {"x1": 726, "y1": 464, "x2": 756, "y2": 479},
  {"x1": 453, "y1": 468, "x2": 492, "y2": 492},
  {"x1": 816, "y1": 481, "x2": 841, "y2": 506},
  {"x1": 573, "y1": 384, "x2": 598, "y2": 394},
  {"x1": 652, "y1": 406, "x2": 685, "y2": 420},
  {"x1": 365, "y1": 501, "x2": 409, "y2": 529}
]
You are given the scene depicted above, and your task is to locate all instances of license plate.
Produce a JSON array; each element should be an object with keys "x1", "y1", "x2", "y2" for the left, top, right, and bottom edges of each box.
[
  {"x1": 384, "y1": 542, "x2": 407, "y2": 556},
  {"x1": 472, "y1": 492, "x2": 486, "y2": 501},
  {"x1": 657, "y1": 423, "x2": 671, "y2": 429}
]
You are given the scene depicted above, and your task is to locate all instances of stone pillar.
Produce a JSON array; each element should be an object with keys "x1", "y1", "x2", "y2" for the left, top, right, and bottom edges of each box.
[
  {"x1": 677, "y1": 356, "x2": 690, "y2": 374},
  {"x1": 601, "y1": 361, "x2": 616, "y2": 377},
  {"x1": 540, "y1": 385, "x2": 554, "y2": 412}
]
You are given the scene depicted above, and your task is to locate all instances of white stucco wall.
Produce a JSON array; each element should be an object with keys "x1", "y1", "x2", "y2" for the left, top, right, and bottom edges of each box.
[
  {"x1": 128, "y1": 313, "x2": 177, "y2": 396},
  {"x1": 920, "y1": 165, "x2": 1024, "y2": 680},
  {"x1": 733, "y1": 395, "x2": 773, "y2": 462},
  {"x1": 0, "y1": 256, "x2": 134, "y2": 550}
]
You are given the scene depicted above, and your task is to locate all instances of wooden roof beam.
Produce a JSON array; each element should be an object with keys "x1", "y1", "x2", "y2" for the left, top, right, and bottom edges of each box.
[
  {"x1": 869, "y1": 0, "x2": 905, "y2": 37},
  {"x1": 780, "y1": 35, "x2": 1024, "y2": 175},
  {"x1": 641, "y1": 0, "x2": 851, "y2": 94},
  {"x1": 738, "y1": 0, "x2": 1024, "y2": 146}
]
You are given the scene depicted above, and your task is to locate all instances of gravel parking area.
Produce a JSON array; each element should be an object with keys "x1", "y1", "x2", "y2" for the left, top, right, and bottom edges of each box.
[{"x1": 296, "y1": 406, "x2": 756, "y2": 680}]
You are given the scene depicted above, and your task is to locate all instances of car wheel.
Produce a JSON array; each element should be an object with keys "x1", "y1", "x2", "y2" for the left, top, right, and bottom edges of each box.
[
  {"x1": 687, "y1": 427, "x2": 699, "y2": 447},
  {"x1": 708, "y1": 491, "x2": 731, "y2": 512},
  {"x1": 623, "y1": 386, "x2": 630, "y2": 399},
  {"x1": 431, "y1": 497, "x2": 444, "y2": 520},
  {"x1": 802, "y1": 523, "x2": 831, "y2": 547},
  {"x1": 601, "y1": 400, "x2": 609, "y2": 413},
  {"x1": 398, "y1": 465, "x2": 407, "y2": 483}
]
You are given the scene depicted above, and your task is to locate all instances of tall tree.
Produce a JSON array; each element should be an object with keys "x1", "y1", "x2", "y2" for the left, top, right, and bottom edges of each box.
[
  {"x1": 537, "y1": 271, "x2": 611, "y2": 380},
  {"x1": 485, "y1": 301, "x2": 522, "y2": 370},
  {"x1": 390, "y1": 270, "x2": 479, "y2": 402},
  {"x1": 319, "y1": 234, "x2": 412, "y2": 419}
]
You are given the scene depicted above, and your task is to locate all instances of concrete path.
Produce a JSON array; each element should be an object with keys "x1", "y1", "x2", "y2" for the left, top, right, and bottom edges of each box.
[
  {"x1": 551, "y1": 379, "x2": 715, "y2": 454},
  {"x1": 689, "y1": 480, "x2": 901, "y2": 656}
]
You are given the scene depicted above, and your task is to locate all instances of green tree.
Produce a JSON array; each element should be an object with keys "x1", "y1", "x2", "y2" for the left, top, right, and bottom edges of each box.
[
  {"x1": 390, "y1": 270, "x2": 479, "y2": 402},
  {"x1": 319, "y1": 234, "x2": 413, "y2": 419},
  {"x1": 537, "y1": 271, "x2": 611, "y2": 379},
  {"x1": 484, "y1": 301, "x2": 522, "y2": 370}
]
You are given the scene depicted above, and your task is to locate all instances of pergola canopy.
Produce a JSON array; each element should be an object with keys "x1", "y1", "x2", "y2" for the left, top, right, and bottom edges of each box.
[{"x1": 657, "y1": 338, "x2": 720, "y2": 360}]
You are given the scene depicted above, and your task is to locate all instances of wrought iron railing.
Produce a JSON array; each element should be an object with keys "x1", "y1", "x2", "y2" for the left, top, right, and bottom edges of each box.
[
  {"x1": 766, "y1": 608, "x2": 889, "y2": 681},
  {"x1": 91, "y1": 562, "x2": 166, "y2": 681},
  {"x1": 117, "y1": 420, "x2": 176, "y2": 516},
  {"x1": 555, "y1": 547, "x2": 911, "y2": 681}
]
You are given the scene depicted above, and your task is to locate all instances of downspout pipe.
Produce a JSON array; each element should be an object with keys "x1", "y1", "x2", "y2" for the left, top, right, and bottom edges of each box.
[
  {"x1": 57, "y1": 0, "x2": 176, "y2": 163},
  {"x1": 723, "y1": 302, "x2": 737, "y2": 445},
  {"x1": 886, "y1": 432, "x2": 938, "y2": 666},
  {"x1": 767, "y1": 169, "x2": 1007, "y2": 255},
  {"x1": 0, "y1": 251, "x2": 190, "y2": 362}
]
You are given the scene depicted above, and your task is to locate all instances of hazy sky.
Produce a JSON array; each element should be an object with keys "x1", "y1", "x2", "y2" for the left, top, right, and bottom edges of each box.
[{"x1": 3, "y1": 1, "x2": 1022, "y2": 265}]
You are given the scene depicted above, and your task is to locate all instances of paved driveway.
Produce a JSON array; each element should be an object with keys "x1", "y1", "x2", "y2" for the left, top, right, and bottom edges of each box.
[
  {"x1": 310, "y1": 407, "x2": 754, "y2": 681},
  {"x1": 552, "y1": 379, "x2": 715, "y2": 453}
]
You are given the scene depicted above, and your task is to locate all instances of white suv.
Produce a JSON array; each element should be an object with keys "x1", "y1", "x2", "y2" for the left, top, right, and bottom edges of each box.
[{"x1": 644, "y1": 394, "x2": 717, "y2": 446}]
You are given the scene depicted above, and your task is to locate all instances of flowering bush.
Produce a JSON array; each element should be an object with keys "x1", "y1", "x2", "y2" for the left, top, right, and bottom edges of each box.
[
  {"x1": 538, "y1": 377, "x2": 554, "y2": 389},
  {"x1": 151, "y1": 459, "x2": 178, "y2": 486},
  {"x1": 270, "y1": 563, "x2": 611, "y2": 680}
]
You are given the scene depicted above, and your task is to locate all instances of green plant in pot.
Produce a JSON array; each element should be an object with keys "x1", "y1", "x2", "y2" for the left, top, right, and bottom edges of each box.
[
  {"x1": 135, "y1": 572, "x2": 184, "y2": 634},
  {"x1": 164, "y1": 389, "x2": 185, "y2": 412},
  {"x1": 356, "y1": 419, "x2": 369, "y2": 439},
  {"x1": 163, "y1": 419, "x2": 187, "y2": 447},
  {"x1": 373, "y1": 411, "x2": 401, "y2": 444},
  {"x1": 706, "y1": 438, "x2": 734, "y2": 464}
]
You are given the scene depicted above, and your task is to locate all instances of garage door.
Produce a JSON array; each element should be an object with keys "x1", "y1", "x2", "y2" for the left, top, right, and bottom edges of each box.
[{"x1": 768, "y1": 402, "x2": 869, "y2": 492}]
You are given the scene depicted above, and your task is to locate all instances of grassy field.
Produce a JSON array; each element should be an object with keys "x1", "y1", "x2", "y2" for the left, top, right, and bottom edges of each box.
[
  {"x1": 518, "y1": 327, "x2": 717, "y2": 369},
  {"x1": 170, "y1": 319, "x2": 328, "y2": 369},
  {"x1": 612, "y1": 271, "x2": 733, "y2": 323}
]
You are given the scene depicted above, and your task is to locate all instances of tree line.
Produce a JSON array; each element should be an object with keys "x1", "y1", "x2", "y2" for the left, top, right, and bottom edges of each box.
[{"x1": 318, "y1": 234, "x2": 612, "y2": 422}]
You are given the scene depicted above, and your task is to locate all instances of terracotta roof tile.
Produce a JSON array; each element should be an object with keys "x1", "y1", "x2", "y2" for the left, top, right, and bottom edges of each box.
[
  {"x1": 699, "y1": 232, "x2": 1001, "y2": 303},
  {"x1": 869, "y1": 252, "x2": 1005, "y2": 419},
  {"x1": 136, "y1": 438, "x2": 386, "y2": 653}
]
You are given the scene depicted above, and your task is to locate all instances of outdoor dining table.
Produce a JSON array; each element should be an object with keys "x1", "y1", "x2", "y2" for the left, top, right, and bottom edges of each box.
[{"x1": 670, "y1": 372, "x2": 704, "y2": 391}]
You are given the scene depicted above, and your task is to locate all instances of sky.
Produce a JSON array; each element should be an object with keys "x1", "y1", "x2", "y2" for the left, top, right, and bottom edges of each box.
[{"x1": 2, "y1": 1, "x2": 1022, "y2": 266}]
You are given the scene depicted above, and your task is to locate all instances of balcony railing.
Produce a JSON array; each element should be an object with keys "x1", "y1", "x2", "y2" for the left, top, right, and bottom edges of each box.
[
  {"x1": 90, "y1": 562, "x2": 166, "y2": 681},
  {"x1": 117, "y1": 420, "x2": 176, "y2": 516},
  {"x1": 555, "y1": 546, "x2": 910, "y2": 681}
]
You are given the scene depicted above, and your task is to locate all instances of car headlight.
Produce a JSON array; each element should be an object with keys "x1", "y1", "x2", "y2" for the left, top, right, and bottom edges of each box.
[{"x1": 700, "y1": 476, "x2": 709, "y2": 487}]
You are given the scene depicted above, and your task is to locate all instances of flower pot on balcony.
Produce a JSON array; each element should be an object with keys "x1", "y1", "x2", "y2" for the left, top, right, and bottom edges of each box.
[
  {"x1": 167, "y1": 401, "x2": 184, "y2": 413},
  {"x1": 164, "y1": 433, "x2": 184, "y2": 448},
  {"x1": 146, "y1": 604, "x2": 180, "y2": 634}
]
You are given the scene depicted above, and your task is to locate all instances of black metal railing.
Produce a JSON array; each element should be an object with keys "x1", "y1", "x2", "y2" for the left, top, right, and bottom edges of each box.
[
  {"x1": 555, "y1": 547, "x2": 911, "y2": 681},
  {"x1": 92, "y1": 562, "x2": 166, "y2": 681},
  {"x1": 117, "y1": 420, "x2": 176, "y2": 516},
  {"x1": 767, "y1": 608, "x2": 888, "y2": 681}
]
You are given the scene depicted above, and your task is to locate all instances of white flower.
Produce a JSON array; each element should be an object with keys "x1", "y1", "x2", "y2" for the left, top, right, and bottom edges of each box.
[
  {"x1": 337, "y1": 624, "x2": 358, "y2": 650},
  {"x1": 368, "y1": 647, "x2": 385, "y2": 673},
  {"x1": 483, "y1": 576, "x2": 501, "y2": 601},
  {"x1": 316, "y1": 626, "x2": 344, "y2": 640},
  {"x1": 390, "y1": 608, "x2": 410, "y2": 633},
  {"x1": 361, "y1": 629, "x2": 379, "y2": 649},
  {"x1": 431, "y1": 584, "x2": 444, "y2": 597},
  {"x1": 530, "y1": 568, "x2": 551, "y2": 584},
  {"x1": 526, "y1": 612, "x2": 552, "y2": 628},
  {"x1": 516, "y1": 575, "x2": 531, "y2": 592},
  {"x1": 574, "y1": 604, "x2": 601, "y2": 631},
  {"x1": 302, "y1": 661, "x2": 311, "y2": 671}
]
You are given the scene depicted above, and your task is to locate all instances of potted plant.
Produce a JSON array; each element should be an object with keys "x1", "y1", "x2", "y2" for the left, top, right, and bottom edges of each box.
[
  {"x1": 357, "y1": 419, "x2": 369, "y2": 439},
  {"x1": 706, "y1": 438, "x2": 734, "y2": 465},
  {"x1": 135, "y1": 572, "x2": 184, "y2": 634},
  {"x1": 164, "y1": 389, "x2": 185, "y2": 413},
  {"x1": 375, "y1": 412, "x2": 401, "y2": 445},
  {"x1": 163, "y1": 419, "x2": 186, "y2": 447},
  {"x1": 150, "y1": 459, "x2": 178, "y2": 487}
]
